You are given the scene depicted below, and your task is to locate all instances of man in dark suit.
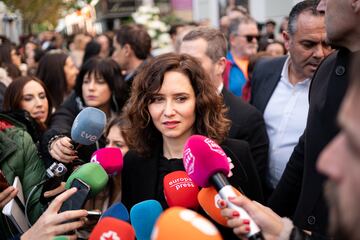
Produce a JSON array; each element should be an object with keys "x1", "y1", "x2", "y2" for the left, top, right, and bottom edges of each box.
[
  {"x1": 251, "y1": 1, "x2": 332, "y2": 194},
  {"x1": 267, "y1": 0, "x2": 360, "y2": 238},
  {"x1": 179, "y1": 27, "x2": 269, "y2": 197}
]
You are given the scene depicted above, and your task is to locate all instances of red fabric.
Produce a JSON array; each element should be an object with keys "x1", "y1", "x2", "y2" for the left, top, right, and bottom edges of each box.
[
  {"x1": 0, "y1": 120, "x2": 14, "y2": 131},
  {"x1": 222, "y1": 60, "x2": 233, "y2": 89},
  {"x1": 242, "y1": 80, "x2": 251, "y2": 102}
]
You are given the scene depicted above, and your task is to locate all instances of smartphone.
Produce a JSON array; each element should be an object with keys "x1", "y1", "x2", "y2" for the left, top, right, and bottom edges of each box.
[
  {"x1": 59, "y1": 178, "x2": 90, "y2": 212},
  {"x1": 0, "y1": 170, "x2": 10, "y2": 191}
]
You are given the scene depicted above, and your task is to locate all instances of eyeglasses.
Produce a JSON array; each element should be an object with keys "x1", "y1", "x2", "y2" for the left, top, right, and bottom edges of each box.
[{"x1": 238, "y1": 35, "x2": 260, "y2": 43}]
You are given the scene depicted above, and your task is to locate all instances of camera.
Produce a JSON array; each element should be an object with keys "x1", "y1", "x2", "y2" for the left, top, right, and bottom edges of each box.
[{"x1": 46, "y1": 162, "x2": 67, "y2": 179}]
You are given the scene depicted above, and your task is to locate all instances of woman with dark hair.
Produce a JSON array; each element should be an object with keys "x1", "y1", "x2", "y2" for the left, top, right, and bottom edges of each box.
[
  {"x1": 36, "y1": 50, "x2": 78, "y2": 109},
  {"x1": 41, "y1": 57, "x2": 128, "y2": 168},
  {"x1": 121, "y1": 53, "x2": 263, "y2": 214},
  {"x1": 82, "y1": 40, "x2": 101, "y2": 65},
  {"x1": 2, "y1": 76, "x2": 53, "y2": 142}
]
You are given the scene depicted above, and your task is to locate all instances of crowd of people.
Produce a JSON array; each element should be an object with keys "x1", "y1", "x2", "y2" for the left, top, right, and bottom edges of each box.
[{"x1": 1, "y1": 0, "x2": 360, "y2": 239}]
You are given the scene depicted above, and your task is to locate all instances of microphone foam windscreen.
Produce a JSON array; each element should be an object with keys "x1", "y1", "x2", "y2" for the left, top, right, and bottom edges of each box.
[
  {"x1": 91, "y1": 147, "x2": 123, "y2": 175},
  {"x1": 198, "y1": 186, "x2": 242, "y2": 227},
  {"x1": 101, "y1": 202, "x2": 129, "y2": 222},
  {"x1": 130, "y1": 200, "x2": 163, "y2": 240},
  {"x1": 151, "y1": 207, "x2": 222, "y2": 240},
  {"x1": 183, "y1": 135, "x2": 230, "y2": 187},
  {"x1": 71, "y1": 107, "x2": 106, "y2": 145},
  {"x1": 89, "y1": 217, "x2": 135, "y2": 240},
  {"x1": 65, "y1": 163, "x2": 109, "y2": 196},
  {"x1": 163, "y1": 171, "x2": 199, "y2": 209}
]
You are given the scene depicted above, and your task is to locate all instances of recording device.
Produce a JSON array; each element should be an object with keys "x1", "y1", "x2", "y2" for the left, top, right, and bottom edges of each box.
[
  {"x1": 64, "y1": 162, "x2": 109, "y2": 197},
  {"x1": 60, "y1": 178, "x2": 90, "y2": 213},
  {"x1": 71, "y1": 107, "x2": 107, "y2": 147},
  {"x1": 40, "y1": 162, "x2": 68, "y2": 204},
  {"x1": 198, "y1": 186, "x2": 242, "y2": 227},
  {"x1": 90, "y1": 147, "x2": 123, "y2": 175},
  {"x1": 163, "y1": 171, "x2": 199, "y2": 209},
  {"x1": 183, "y1": 135, "x2": 264, "y2": 240},
  {"x1": 151, "y1": 207, "x2": 222, "y2": 240},
  {"x1": 89, "y1": 217, "x2": 135, "y2": 240},
  {"x1": 101, "y1": 202, "x2": 129, "y2": 222},
  {"x1": 130, "y1": 200, "x2": 163, "y2": 240}
]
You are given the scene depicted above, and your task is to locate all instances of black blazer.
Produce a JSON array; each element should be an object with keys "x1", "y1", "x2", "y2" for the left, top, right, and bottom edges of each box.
[
  {"x1": 121, "y1": 137, "x2": 263, "y2": 211},
  {"x1": 250, "y1": 56, "x2": 287, "y2": 113},
  {"x1": 222, "y1": 87, "x2": 269, "y2": 198},
  {"x1": 268, "y1": 49, "x2": 353, "y2": 237}
]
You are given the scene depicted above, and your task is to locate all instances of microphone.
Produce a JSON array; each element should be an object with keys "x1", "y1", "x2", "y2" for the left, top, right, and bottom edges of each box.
[
  {"x1": 163, "y1": 171, "x2": 199, "y2": 209},
  {"x1": 198, "y1": 186, "x2": 242, "y2": 227},
  {"x1": 101, "y1": 202, "x2": 129, "y2": 222},
  {"x1": 89, "y1": 217, "x2": 135, "y2": 240},
  {"x1": 71, "y1": 107, "x2": 107, "y2": 146},
  {"x1": 130, "y1": 200, "x2": 163, "y2": 240},
  {"x1": 151, "y1": 207, "x2": 222, "y2": 240},
  {"x1": 183, "y1": 135, "x2": 264, "y2": 240},
  {"x1": 40, "y1": 162, "x2": 68, "y2": 203},
  {"x1": 90, "y1": 147, "x2": 123, "y2": 175},
  {"x1": 65, "y1": 162, "x2": 108, "y2": 197}
]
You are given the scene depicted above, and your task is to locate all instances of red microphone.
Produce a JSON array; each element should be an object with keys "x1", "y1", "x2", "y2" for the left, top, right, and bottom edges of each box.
[
  {"x1": 163, "y1": 171, "x2": 199, "y2": 209},
  {"x1": 183, "y1": 135, "x2": 264, "y2": 240},
  {"x1": 89, "y1": 217, "x2": 135, "y2": 240},
  {"x1": 198, "y1": 186, "x2": 242, "y2": 227},
  {"x1": 152, "y1": 207, "x2": 223, "y2": 240},
  {"x1": 90, "y1": 147, "x2": 123, "y2": 175}
]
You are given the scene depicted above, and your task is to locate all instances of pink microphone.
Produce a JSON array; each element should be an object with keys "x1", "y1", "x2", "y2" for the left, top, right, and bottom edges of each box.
[
  {"x1": 183, "y1": 135, "x2": 264, "y2": 240},
  {"x1": 91, "y1": 147, "x2": 123, "y2": 175}
]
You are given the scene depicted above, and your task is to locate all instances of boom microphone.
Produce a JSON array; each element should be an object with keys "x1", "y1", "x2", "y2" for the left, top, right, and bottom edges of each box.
[
  {"x1": 163, "y1": 171, "x2": 199, "y2": 209},
  {"x1": 130, "y1": 200, "x2": 163, "y2": 240},
  {"x1": 101, "y1": 202, "x2": 129, "y2": 222},
  {"x1": 65, "y1": 162, "x2": 108, "y2": 196},
  {"x1": 90, "y1": 147, "x2": 123, "y2": 175},
  {"x1": 89, "y1": 217, "x2": 135, "y2": 240},
  {"x1": 198, "y1": 186, "x2": 242, "y2": 227},
  {"x1": 151, "y1": 207, "x2": 222, "y2": 240},
  {"x1": 183, "y1": 135, "x2": 264, "y2": 240},
  {"x1": 71, "y1": 107, "x2": 106, "y2": 145}
]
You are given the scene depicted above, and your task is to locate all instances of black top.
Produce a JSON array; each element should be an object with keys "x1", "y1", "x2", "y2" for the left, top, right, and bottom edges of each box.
[{"x1": 156, "y1": 156, "x2": 184, "y2": 209}]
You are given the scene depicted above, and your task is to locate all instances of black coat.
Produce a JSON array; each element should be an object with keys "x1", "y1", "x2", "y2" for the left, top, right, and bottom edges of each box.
[
  {"x1": 222, "y1": 87, "x2": 269, "y2": 200},
  {"x1": 121, "y1": 137, "x2": 264, "y2": 240},
  {"x1": 121, "y1": 137, "x2": 263, "y2": 209},
  {"x1": 268, "y1": 49, "x2": 355, "y2": 237}
]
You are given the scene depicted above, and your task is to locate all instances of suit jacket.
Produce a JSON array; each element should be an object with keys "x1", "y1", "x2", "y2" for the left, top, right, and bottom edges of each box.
[
  {"x1": 250, "y1": 56, "x2": 287, "y2": 113},
  {"x1": 222, "y1": 87, "x2": 269, "y2": 200},
  {"x1": 268, "y1": 49, "x2": 354, "y2": 237}
]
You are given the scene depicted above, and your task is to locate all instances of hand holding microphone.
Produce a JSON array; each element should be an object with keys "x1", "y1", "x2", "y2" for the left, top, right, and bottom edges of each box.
[
  {"x1": 49, "y1": 107, "x2": 107, "y2": 163},
  {"x1": 183, "y1": 135, "x2": 264, "y2": 240},
  {"x1": 219, "y1": 195, "x2": 285, "y2": 240}
]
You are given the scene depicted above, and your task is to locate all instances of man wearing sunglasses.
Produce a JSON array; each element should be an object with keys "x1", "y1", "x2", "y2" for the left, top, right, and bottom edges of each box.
[
  {"x1": 226, "y1": 16, "x2": 259, "y2": 97},
  {"x1": 250, "y1": 0, "x2": 332, "y2": 198}
]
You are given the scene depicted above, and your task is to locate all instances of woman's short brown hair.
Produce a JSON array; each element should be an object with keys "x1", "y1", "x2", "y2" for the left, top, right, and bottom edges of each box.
[{"x1": 123, "y1": 53, "x2": 230, "y2": 156}]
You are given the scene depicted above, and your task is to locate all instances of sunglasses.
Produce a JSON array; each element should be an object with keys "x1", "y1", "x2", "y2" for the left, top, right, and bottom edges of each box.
[{"x1": 239, "y1": 35, "x2": 260, "y2": 43}]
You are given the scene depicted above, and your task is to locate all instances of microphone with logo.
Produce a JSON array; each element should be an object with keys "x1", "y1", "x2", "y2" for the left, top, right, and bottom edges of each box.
[
  {"x1": 163, "y1": 171, "x2": 199, "y2": 209},
  {"x1": 90, "y1": 147, "x2": 123, "y2": 175},
  {"x1": 70, "y1": 107, "x2": 107, "y2": 149},
  {"x1": 198, "y1": 186, "x2": 242, "y2": 227},
  {"x1": 183, "y1": 135, "x2": 264, "y2": 240},
  {"x1": 89, "y1": 217, "x2": 135, "y2": 240},
  {"x1": 130, "y1": 200, "x2": 163, "y2": 240},
  {"x1": 60, "y1": 163, "x2": 108, "y2": 212},
  {"x1": 151, "y1": 207, "x2": 222, "y2": 240},
  {"x1": 101, "y1": 202, "x2": 130, "y2": 222}
]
